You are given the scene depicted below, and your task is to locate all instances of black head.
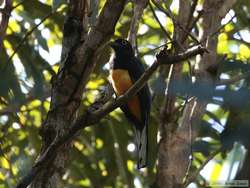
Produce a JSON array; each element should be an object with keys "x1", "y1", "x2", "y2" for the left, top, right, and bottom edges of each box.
[{"x1": 110, "y1": 39, "x2": 134, "y2": 56}]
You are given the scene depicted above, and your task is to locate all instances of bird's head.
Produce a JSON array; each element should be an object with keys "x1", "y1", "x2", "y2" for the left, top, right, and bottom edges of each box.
[{"x1": 110, "y1": 39, "x2": 134, "y2": 56}]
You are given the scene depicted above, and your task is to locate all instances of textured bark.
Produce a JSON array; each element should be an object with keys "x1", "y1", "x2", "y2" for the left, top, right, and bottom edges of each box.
[
  {"x1": 20, "y1": 0, "x2": 127, "y2": 187},
  {"x1": 128, "y1": 0, "x2": 148, "y2": 54},
  {"x1": 156, "y1": 1, "x2": 191, "y2": 188},
  {"x1": 156, "y1": 0, "x2": 237, "y2": 187},
  {"x1": 28, "y1": 1, "x2": 90, "y2": 187},
  {"x1": 14, "y1": 0, "x2": 212, "y2": 187},
  {"x1": 0, "y1": 0, "x2": 12, "y2": 48}
]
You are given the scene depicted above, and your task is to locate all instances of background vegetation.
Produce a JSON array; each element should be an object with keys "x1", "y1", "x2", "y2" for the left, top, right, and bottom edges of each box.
[{"x1": 0, "y1": 0, "x2": 250, "y2": 187}]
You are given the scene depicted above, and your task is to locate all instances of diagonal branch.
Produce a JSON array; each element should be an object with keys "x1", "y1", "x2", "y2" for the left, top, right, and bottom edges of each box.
[
  {"x1": 6, "y1": 11, "x2": 54, "y2": 64},
  {"x1": 186, "y1": 0, "x2": 198, "y2": 29},
  {"x1": 184, "y1": 149, "x2": 221, "y2": 186},
  {"x1": 16, "y1": 0, "x2": 127, "y2": 187},
  {"x1": 149, "y1": 1, "x2": 172, "y2": 41},
  {"x1": 152, "y1": 0, "x2": 200, "y2": 45},
  {"x1": 16, "y1": 44, "x2": 207, "y2": 188}
]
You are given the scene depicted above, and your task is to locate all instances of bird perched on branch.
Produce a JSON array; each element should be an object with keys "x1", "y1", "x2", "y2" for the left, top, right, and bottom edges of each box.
[{"x1": 109, "y1": 38, "x2": 151, "y2": 169}]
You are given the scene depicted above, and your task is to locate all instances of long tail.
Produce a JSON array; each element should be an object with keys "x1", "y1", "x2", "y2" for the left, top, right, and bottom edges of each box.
[{"x1": 135, "y1": 124, "x2": 148, "y2": 169}]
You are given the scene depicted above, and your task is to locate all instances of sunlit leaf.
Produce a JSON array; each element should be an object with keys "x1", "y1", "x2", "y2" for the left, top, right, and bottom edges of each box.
[
  {"x1": 0, "y1": 157, "x2": 9, "y2": 169},
  {"x1": 52, "y1": 0, "x2": 66, "y2": 12}
]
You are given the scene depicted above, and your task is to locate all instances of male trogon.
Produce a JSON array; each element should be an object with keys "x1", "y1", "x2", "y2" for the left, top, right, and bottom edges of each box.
[{"x1": 109, "y1": 38, "x2": 151, "y2": 168}]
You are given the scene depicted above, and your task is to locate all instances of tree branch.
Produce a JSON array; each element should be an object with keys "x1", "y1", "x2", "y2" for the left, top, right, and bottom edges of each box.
[
  {"x1": 186, "y1": 0, "x2": 198, "y2": 29},
  {"x1": 0, "y1": 0, "x2": 12, "y2": 48},
  {"x1": 149, "y1": 1, "x2": 172, "y2": 41},
  {"x1": 6, "y1": 11, "x2": 54, "y2": 64},
  {"x1": 128, "y1": 0, "x2": 148, "y2": 55},
  {"x1": 16, "y1": 0, "x2": 127, "y2": 187},
  {"x1": 16, "y1": 44, "x2": 206, "y2": 188},
  {"x1": 184, "y1": 149, "x2": 221, "y2": 187},
  {"x1": 152, "y1": 0, "x2": 200, "y2": 44}
]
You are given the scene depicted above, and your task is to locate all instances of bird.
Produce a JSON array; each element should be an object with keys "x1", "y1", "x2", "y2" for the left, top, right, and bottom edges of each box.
[{"x1": 109, "y1": 38, "x2": 151, "y2": 169}]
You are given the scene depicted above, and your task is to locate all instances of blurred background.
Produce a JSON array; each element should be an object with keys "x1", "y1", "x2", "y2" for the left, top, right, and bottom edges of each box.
[{"x1": 0, "y1": 0, "x2": 250, "y2": 187}]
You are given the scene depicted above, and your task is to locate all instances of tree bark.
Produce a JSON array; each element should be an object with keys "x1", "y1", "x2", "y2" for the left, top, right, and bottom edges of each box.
[
  {"x1": 24, "y1": 0, "x2": 127, "y2": 187},
  {"x1": 156, "y1": 1, "x2": 192, "y2": 187},
  {"x1": 156, "y1": 0, "x2": 237, "y2": 187},
  {"x1": 0, "y1": 0, "x2": 12, "y2": 48},
  {"x1": 13, "y1": 0, "x2": 211, "y2": 187},
  {"x1": 128, "y1": 0, "x2": 148, "y2": 54}
]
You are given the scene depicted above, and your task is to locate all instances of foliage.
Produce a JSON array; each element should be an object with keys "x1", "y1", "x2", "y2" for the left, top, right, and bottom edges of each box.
[{"x1": 0, "y1": 0, "x2": 250, "y2": 187}]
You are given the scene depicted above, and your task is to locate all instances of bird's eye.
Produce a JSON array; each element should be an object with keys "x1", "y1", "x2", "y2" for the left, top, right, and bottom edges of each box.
[{"x1": 121, "y1": 40, "x2": 127, "y2": 45}]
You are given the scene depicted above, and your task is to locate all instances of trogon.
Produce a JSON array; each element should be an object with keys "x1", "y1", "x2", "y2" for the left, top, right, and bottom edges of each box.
[{"x1": 109, "y1": 38, "x2": 151, "y2": 169}]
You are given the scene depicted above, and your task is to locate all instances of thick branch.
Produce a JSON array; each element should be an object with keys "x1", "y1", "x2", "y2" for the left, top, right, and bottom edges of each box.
[
  {"x1": 16, "y1": 44, "x2": 206, "y2": 188},
  {"x1": 128, "y1": 0, "x2": 148, "y2": 54},
  {"x1": 16, "y1": 0, "x2": 127, "y2": 187},
  {"x1": 88, "y1": 45, "x2": 207, "y2": 122},
  {"x1": 158, "y1": 45, "x2": 207, "y2": 64},
  {"x1": 0, "y1": 0, "x2": 12, "y2": 48}
]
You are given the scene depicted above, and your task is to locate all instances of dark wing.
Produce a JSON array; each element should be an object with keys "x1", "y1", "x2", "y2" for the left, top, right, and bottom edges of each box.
[
  {"x1": 127, "y1": 56, "x2": 151, "y2": 168},
  {"x1": 127, "y1": 56, "x2": 151, "y2": 126}
]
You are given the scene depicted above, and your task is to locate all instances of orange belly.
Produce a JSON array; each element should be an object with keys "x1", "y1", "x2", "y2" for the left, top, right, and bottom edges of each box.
[{"x1": 110, "y1": 69, "x2": 141, "y2": 120}]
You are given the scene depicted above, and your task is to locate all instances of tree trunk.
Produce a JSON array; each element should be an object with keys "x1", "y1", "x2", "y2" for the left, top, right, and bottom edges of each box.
[
  {"x1": 156, "y1": 1, "x2": 191, "y2": 187},
  {"x1": 26, "y1": 0, "x2": 127, "y2": 187},
  {"x1": 156, "y1": 0, "x2": 237, "y2": 187}
]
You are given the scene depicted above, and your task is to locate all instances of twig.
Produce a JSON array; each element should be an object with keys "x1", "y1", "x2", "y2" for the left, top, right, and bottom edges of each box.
[
  {"x1": 149, "y1": 1, "x2": 172, "y2": 41},
  {"x1": 6, "y1": 11, "x2": 53, "y2": 64},
  {"x1": 186, "y1": 0, "x2": 198, "y2": 29},
  {"x1": 188, "y1": 10, "x2": 203, "y2": 33},
  {"x1": 141, "y1": 42, "x2": 172, "y2": 56},
  {"x1": 189, "y1": 11, "x2": 236, "y2": 49},
  {"x1": 151, "y1": 0, "x2": 199, "y2": 78},
  {"x1": 185, "y1": 0, "x2": 203, "y2": 37},
  {"x1": 209, "y1": 15, "x2": 236, "y2": 39},
  {"x1": 151, "y1": 0, "x2": 201, "y2": 45},
  {"x1": 184, "y1": 148, "x2": 221, "y2": 186},
  {"x1": 16, "y1": 44, "x2": 207, "y2": 188}
]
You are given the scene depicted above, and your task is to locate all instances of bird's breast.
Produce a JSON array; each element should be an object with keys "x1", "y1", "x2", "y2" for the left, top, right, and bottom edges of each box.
[
  {"x1": 110, "y1": 69, "x2": 141, "y2": 120},
  {"x1": 110, "y1": 69, "x2": 133, "y2": 95}
]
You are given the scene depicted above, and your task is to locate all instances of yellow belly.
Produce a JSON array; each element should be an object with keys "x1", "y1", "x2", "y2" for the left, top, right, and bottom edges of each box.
[{"x1": 110, "y1": 69, "x2": 141, "y2": 120}]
